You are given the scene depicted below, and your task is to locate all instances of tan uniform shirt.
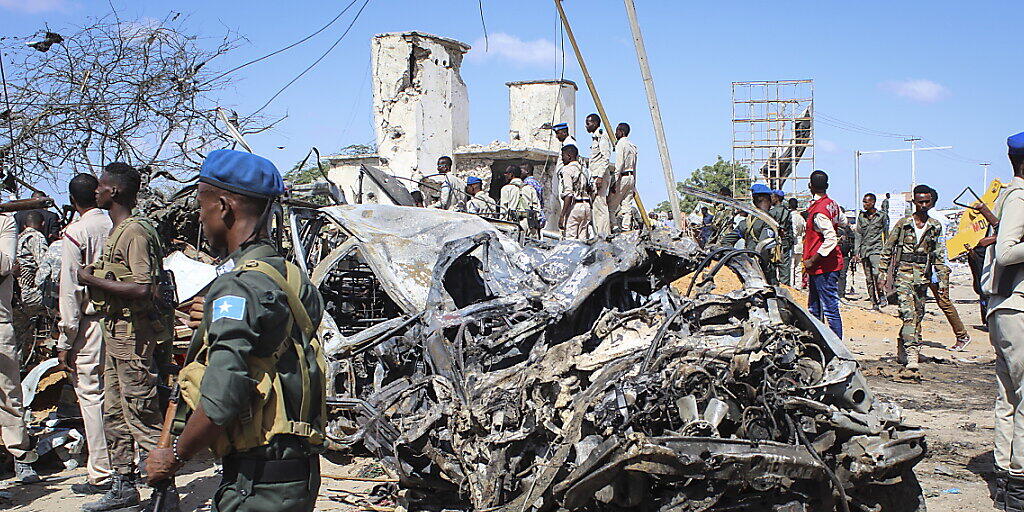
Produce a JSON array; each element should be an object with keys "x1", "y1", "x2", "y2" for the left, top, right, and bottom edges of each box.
[
  {"x1": 614, "y1": 136, "x2": 638, "y2": 178},
  {"x1": 500, "y1": 178, "x2": 541, "y2": 215},
  {"x1": 466, "y1": 191, "x2": 495, "y2": 216},
  {"x1": 103, "y1": 220, "x2": 161, "y2": 359},
  {"x1": 559, "y1": 161, "x2": 588, "y2": 201},
  {"x1": 0, "y1": 214, "x2": 16, "y2": 323},
  {"x1": 589, "y1": 128, "x2": 613, "y2": 198},
  {"x1": 58, "y1": 208, "x2": 112, "y2": 350}
]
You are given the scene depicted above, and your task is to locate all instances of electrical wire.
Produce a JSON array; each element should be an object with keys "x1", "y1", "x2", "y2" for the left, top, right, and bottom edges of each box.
[
  {"x1": 203, "y1": 0, "x2": 361, "y2": 86},
  {"x1": 248, "y1": 0, "x2": 372, "y2": 118},
  {"x1": 478, "y1": 0, "x2": 489, "y2": 52},
  {"x1": 815, "y1": 111, "x2": 988, "y2": 166}
]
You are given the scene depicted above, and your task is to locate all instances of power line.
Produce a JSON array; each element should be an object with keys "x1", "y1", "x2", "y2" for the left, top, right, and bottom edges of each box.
[
  {"x1": 816, "y1": 111, "x2": 987, "y2": 165},
  {"x1": 478, "y1": 0, "x2": 489, "y2": 52},
  {"x1": 204, "y1": 0, "x2": 361, "y2": 85},
  {"x1": 249, "y1": 0, "x2": 372, "y2": 117}
]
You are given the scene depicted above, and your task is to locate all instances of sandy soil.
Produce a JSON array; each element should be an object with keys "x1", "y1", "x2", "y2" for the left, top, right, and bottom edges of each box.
[{"x1": 2, "y1": 265, "x2": 1001, "y2": 511}]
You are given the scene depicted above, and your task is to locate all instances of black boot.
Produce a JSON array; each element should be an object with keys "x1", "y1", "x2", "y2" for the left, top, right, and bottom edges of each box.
[
  {"x1": 994, "y1": 468, "x2": 1009, "y2": 510},
  {"x1": 1005, "y1": 474, "x2": 1024, "y2": 512},
  {"x1": 72, "y1": 480, "x2": 114, "y2": 495},
  {"x1": 81, "y1": 473, "x2": 140, "y2": 512}
]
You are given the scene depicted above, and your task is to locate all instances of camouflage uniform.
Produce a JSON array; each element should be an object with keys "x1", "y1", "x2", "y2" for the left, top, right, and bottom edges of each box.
[
  {"x1": 880, "y1": 215, "x2": 944, "y2": 369},
  {"x1": 13, "y1": 227, "x2": 48, "y2": 357},
  {"x1": 721, "y1": 216, "x2": 779, "y2": 282},
  {"x1": 768, "y1": 204, "x2": 794, "y2": 285},
  {"x1": 855, "y1": 208, "x2": 889, "y2": 307}
]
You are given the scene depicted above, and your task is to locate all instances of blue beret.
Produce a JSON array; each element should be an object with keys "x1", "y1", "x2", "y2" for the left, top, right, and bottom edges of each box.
[
  {"x1": 772, "y1": 189, "x2": 785, "y2": 197},
  {"x1": 551, "y1": 122, "x2": 569, "y2": 131},
  {"x1": 467, "y1": 176, "x2": 482, "y2": 185},
  {"x1": 1010, "y1": 132, "x2": 1024, "y2": 156},
  {"x1": 200, "y1": 149, "x2": 284, "y2": 199},
  {"x1": 750, "y1": 183, "x2": 772, "y2": 195}
]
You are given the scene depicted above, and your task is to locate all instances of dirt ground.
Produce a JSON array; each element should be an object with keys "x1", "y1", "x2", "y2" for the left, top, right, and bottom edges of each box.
[{"x1": 1, "y1": 264, "x2": 1001, "y2": 511}]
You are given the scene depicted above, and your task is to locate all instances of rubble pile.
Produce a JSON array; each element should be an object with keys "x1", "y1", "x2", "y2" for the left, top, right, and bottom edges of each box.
[{"x1": 305, "y1": 205, "x2": 927, "y2": 512}]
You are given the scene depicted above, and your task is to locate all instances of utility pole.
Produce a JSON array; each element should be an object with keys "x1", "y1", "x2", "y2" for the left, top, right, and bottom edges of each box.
[
  {"x1": 553, "y1": 0, "x2": 652, "y2": 229},
  {"x1": 855, "y1": 141, "x2": 950, "y2": 201},
  {"x1": 622, "y1": 0, "x2": 682, "y2": 229},
  {"x1": 906, "y1": 137, "x2": 920, "y2": 190},
  {"x1": 981, "y1": 162, "x2": 991, "y2": 191}
]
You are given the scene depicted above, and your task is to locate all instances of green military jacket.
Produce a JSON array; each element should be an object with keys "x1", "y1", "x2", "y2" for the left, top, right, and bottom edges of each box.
[
  {"x1": 768, "y1": 204, "x2": 793, "y2": 249},
  {"x1": 707, "y1": 205, "x2": 735, "y2": 245},
  {"x1": 721, "y1": 215, "x2": 774, "y2": 249},
  {"x1": 854, "y1": 209, "x2": 889, "y2": 258},
  {"x1": 192, "y1": 240, "x2": 326, "y2": 460},
  {"x1": 880, "y1": 215, "x2": 944, "y2": 286}
]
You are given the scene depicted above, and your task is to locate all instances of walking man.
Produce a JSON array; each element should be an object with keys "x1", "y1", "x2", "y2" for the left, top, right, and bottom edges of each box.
[
  {"x1": 558, "y1": 144, "x2": 591, "y2": 239},
  {"x1": 586, "y1": 114, "x2": 614, "y2": 236},
  {"x1": 982, "y1": 132, "x2": 1024, "y2": 511},
  {"x1": 79, "y1": 162, "x2": 176, "y2": 511},
  {"x1": 57, "y1": 173, "x2": 113, "y2": 494},
  {"x1": 802, "y1": 170, "x2": 844, "y2": 338},
  {"x1": 145, "y1": 149, "x2": 326, "y2": 512},
  {"x1": 880, "y1": 184, "x2": 943, "y2": 381},
  {"x1": 609, "y1": 122, "x2": 638, "y2": 231},
  {"x1": 926, "y1": 188, "x2": 971, "y2": 351},
  {"x1": 854, "y1": 193, "x2": 889, "y2": 309}
]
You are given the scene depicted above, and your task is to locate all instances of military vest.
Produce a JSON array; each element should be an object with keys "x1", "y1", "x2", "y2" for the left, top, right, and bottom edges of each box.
[{"x1": 177, "y1": 259, "x2": 327, "y2": 457}]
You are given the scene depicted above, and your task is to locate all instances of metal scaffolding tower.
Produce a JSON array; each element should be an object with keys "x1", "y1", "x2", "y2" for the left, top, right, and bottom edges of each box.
[{"x1": 731, "y1": 80, "x2": 814, "y2": 199}]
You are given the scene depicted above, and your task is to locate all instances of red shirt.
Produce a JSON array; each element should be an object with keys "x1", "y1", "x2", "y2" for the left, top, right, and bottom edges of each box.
[{"x1": 803, "y1": 195, "x2": 844, "y2": 275}]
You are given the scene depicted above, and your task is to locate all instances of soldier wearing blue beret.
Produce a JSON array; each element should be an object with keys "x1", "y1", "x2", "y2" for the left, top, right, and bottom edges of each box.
[{"x1": 145, "y1": 149, "x2": 326, "y2": 512}]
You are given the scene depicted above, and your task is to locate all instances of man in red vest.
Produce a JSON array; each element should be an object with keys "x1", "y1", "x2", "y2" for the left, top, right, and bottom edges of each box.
[{"x1": 803, "y1": 170, "x2": 844, "y2": 338}]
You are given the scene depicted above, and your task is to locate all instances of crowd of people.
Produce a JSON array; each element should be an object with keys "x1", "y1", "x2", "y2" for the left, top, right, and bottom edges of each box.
[{"x1": 415, "y1": 115, "x2": 641, "y2": 239}]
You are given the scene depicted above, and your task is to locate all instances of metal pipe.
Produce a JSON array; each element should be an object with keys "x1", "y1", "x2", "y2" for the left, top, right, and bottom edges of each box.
[{"x1": 622, "y1": 0, "x2": 682, "y2": 229}]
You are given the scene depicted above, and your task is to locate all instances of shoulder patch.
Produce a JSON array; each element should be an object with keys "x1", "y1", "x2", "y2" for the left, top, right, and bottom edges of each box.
[{"x1": 211, "y1": 295, "x2": 246, "y2": 322}]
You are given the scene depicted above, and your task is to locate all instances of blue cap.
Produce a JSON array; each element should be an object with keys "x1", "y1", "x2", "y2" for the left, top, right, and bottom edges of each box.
[
  {"x1": 1010, "y1": 132, "x2": 1024, "y2": 156},
  {"x1": 750, "y1": 183, "x2": 772, "y2": 195},
  {"x1": 467, "y1": 176, "x2": 482, "y2": 185},
  {"x1": 551, "y1": 122, "x2": 569, "y2": 131},
  {"x1": 200, "y1": 149, "x2": 284, "y2": 199},
  {"x1": 772, "y1": 189, "x2": 785, "y2": 197}
]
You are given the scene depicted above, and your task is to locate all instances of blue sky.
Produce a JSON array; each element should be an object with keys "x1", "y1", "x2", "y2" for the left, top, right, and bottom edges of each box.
[{"x1": 2, "y1": 0, "x2": 1020, "y2": 210}]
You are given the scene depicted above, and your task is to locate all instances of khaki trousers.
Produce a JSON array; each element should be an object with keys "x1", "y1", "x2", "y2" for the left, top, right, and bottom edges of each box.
[
  {"x1": 930, "y1": 266, "x2": 968, "y2": 340},
  {"x1": 991, "y1": 309, "x2": 1024, "y2": 475},
  {"x1": 68, "y1": 314, "x2": 112, "y2": 484},
  {"x1": 0, "y1": 323, "x2": 31, "y2": 459},
  {"x1": 591, "y1": 196, "x2": 611, "y2": 236},
  {"x1": 103, "y1": 352, "x2": 161, "y2": 475},
  {"x1": 610, "y1": 174, "x2": 636, "y2": 231},
  {"x1": 564, "y1": 202, "x2": 592, "y2": 240}
]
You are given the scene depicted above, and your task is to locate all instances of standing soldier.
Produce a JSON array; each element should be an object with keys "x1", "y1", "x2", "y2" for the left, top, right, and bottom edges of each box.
[
  {"x1": 585, "y1": 114, "x2": 614, "y2": 236},
  {"x1": 721, "y1": 184, "x2": 780, "y2": 281},
  {"x1": 609, "y1": 123, "x2": 638, "y2": 232},
  {"x1": 879, "y1": 184, "x2": 943, "y2": 381},
  {"x1": 465, "y1": 177, "x2": 495, "y2": 216},
  {"x1": 145, "y1": 149, "x2": 326, "y2": 512},
  {"x1": 768, "y1": 189, "x2": 794, "y2": 285},
  {"x1": 79, "y1": 162, "x2": 176, "y2": 511},
  {"x1": 57, "y1": 174, "x2": 114, "y2": 495},
  {"x1": 854, "y1": 193, "x2": 889, "y2": 310},
  {"x1": 982, "y1": 132, "x2": 1024, "y2": 511},
  {"x1": 558, "y1": 145, "x2": 591, "y2": 239},
  {"x1": 14, "y1": 210, "x2": 48, "y2": 351},
  {"x1": 432, "y1": 156, "x2": 465, "y2": 211}
]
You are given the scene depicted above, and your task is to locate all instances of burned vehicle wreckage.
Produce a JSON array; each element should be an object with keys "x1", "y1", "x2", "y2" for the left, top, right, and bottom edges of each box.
[{"x1": 287, "y1": 203, "x2": 926, "y2": 512}]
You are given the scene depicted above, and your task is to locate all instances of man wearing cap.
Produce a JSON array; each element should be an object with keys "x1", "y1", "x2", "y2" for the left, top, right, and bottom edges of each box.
[
  {"x1": 553, "y1": 122, "x2": 576, "y2": 149},
  {"x1": 803, "y1": 170, "x2": 844, "y2": 338},
  {"x1": 854, "y1": 193, "x2": 889, "y2": 309},
  {"x1": 558, "y1": 144, "x2": 591, "y2": 239},
  {"x1": 465, "y1": 177, "x2": 495, "y2": 216},
  {"x1": 722, "y1": 184, "x2": 780, "y2": 281},
  {"x1": 609, "y1": 122, "x2": 638, "y2": 231},
  {"x1": 79, "y1": 162, "x2": 176, "y2": 511},
  {"x1": 768, "y1": 189, "x2": 794, "y2": 285},
  {"x1": 585, "y1": 114, "x2": 614, "y2": 236},
  {"x1": 981, "y1": 132, "x2": 1024, "y2": 511},
  {"x1": 145, "y1": 149, "x2": 327, "y2": 512}
]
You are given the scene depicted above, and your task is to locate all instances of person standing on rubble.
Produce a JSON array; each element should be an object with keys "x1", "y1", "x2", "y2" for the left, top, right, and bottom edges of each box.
[
  {"x1": 500, "y1": 165, "x2": 541, "y2": 235},
  {"x1": 585, "y1": 114, "x2": 614, "y2": 236},
  {"x1": 433, "y1": 156, "x2": 465, "y2": 211},
  {"x1": 552, "y1": 122, "x2": 576, "y2": 148},
  {"x1": 558, "y1": 144, "x2": 591, "y2": 239},
  {"x1": 56, "y1": 173, "x2": 114, "y2": 495},
  {"x1": 853, "y1": 193, "x2": 889, "y2": 310},
  {"x1": 802, "y1": 170, "x2": 844, "y2": 339},
  {"x1": 609, "y1": 122, "x2": 638, "y2": 232},
  {"x1": 465, "y1": 177, "x2": 495, "y2": 216},
  {"x1": 981, "y1": 132, "x2": 1024, "y2": 512},
  {"x1": 0, "y1": 192, "x2": 41, "y2": 484},
  {"x1": 879, "y1": 184, "x2": 943, "y2": 381},
  {"x1": 145, "y1": 149, "x2": 326, "y2": 512},
  {"x1": 78, "y1": 162, "x2": 177, "y2": 512},
  {"x1": 768, "y1": 189, "x2": 794, "y2": 285}
]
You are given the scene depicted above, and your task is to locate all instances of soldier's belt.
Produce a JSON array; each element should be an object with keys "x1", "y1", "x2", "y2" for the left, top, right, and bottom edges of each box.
[
  {"x1": 222, "y1": 455, "x2": 315, "y2": 483},
  {"x1": 900, "y1": 254, "x2": 929, "y2": 264}
]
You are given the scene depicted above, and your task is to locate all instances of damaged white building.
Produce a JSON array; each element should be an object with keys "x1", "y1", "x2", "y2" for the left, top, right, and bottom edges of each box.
[{"x1": 327, "y1": 31, "x2": 578, "y2": 223}]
